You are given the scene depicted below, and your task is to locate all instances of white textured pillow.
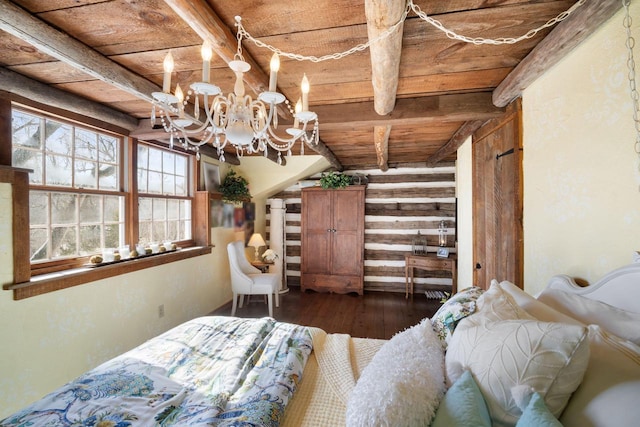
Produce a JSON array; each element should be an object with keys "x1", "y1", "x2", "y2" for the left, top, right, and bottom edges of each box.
[
  {"x1": 447, "y1": 281, "x2": 590, "y2": 427},
  {"x1": 538, "y1": 288, "x2": 640, "y2": 345},
  {"x1": 559, "y1": 325, "x2": 640, "y2": 427},
  {"x1": 346, "y1": 319, "x2": 445, "y2": 427}
]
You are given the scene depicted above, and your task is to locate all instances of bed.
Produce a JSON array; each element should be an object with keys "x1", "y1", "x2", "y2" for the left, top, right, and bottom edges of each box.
[{"x1": 2, "y1": 261, "x2": 639, "y2": 427}]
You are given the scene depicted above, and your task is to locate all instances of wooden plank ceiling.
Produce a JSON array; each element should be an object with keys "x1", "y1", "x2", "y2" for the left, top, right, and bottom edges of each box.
[{"x1": 0, "y1": 0, "x2": 620, "y2": 170}]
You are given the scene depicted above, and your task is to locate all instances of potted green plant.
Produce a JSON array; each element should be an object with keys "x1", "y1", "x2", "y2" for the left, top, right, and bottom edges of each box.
[
  {"x1": 219, "y1": 169, "x2": 251, "y2": 204},
  {"x1": 319, "y1": 171, "x2": 351, "y2": 189}
]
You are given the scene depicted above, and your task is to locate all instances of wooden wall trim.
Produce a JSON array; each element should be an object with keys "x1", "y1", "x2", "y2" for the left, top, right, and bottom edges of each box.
[{"x1": 0, "y1": 166, "x2": 32, "y2": 285}]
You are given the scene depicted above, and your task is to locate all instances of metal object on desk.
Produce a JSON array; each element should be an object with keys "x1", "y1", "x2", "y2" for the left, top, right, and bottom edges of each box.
[{"x1": 404, "y1": 253, "x2": 457, "y2": 299}]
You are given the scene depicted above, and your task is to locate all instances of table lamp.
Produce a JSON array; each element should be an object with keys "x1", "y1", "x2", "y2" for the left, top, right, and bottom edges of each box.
[{"x1": 247, "y1": 233, "x2": 266, "y2": 261}]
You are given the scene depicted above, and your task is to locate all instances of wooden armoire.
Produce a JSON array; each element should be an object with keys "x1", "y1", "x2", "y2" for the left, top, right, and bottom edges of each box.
[{"x1": 300, "y1": 186, "x2": 365, "y2": 295}]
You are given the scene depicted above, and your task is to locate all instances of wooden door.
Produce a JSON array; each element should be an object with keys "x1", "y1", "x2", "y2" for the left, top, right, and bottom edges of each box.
[
  {"x1": 301, "y1": 188, "x2": 332, "y2": 275},
  {"x1": 472, "y1": 99, "x2": 524, "y2": 289},
  {"x1": 331, "y1": 187, "x2": 364, "y2": 277}
]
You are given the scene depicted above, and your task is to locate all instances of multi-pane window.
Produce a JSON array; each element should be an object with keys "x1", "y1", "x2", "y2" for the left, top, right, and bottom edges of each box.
[
  {"x1": 12, "y1": 108, "x2": 125, "y2": 263},
  {"x1": 137, "y1": 144, "x2": 191, "y2": 244}
]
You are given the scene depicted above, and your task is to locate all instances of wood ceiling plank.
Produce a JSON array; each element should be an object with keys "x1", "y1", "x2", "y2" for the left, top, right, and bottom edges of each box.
[
  {"x1": 26, "y1": 0, "x2": 201, "y2": 56},
  {"x1": 0, "y1": 0, "x2": 161, "y2": 102},
  {"x1": 207, "y1": 0, "x2": 366, "y2": 37}
]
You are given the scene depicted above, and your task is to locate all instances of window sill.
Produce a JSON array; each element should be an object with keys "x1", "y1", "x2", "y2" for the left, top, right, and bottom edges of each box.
[{"x1": 4, "y1": 246, "x2": 213, "y2": 300}]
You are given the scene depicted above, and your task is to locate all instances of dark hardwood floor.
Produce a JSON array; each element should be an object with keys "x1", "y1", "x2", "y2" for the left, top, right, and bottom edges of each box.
[{"x1": 208, "y1": 286, "x2": 443, "y2": 340}]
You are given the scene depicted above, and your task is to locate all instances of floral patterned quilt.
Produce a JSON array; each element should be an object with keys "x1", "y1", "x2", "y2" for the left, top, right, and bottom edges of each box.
[{"x1": 0, "y1": 316, "x2": 312, "y2": 427}]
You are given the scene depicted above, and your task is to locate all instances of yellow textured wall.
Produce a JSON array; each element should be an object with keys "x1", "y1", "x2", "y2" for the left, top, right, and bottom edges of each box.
[{"x1": 522, "y1": 4, "x2": 640, "y2": 294}]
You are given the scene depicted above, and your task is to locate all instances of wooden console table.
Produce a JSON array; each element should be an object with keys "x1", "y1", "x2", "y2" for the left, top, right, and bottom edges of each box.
[{"x1": 405, "y1": 253, "x2": 457, "y2": 298}]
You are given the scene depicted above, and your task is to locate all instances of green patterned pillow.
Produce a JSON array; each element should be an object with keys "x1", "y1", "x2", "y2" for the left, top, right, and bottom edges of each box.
[{"x1": 430, "y1": 286, "x2": 484, "y2": 348}]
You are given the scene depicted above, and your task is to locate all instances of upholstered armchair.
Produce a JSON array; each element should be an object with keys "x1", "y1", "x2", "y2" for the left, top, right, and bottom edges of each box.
[{"x1": 227, "y1": 240, "x2": 280, "y2": 317}]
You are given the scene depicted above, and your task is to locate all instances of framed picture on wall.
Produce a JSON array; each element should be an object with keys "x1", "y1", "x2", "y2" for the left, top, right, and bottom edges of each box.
[{"x1": 202, "y1": 161, "x2": 220, "y2": 192}]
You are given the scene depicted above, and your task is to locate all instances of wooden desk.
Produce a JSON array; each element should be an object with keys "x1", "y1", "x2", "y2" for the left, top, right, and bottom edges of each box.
[{"x1": 405, "y1": 254, "x2": 457, "y2": 298}]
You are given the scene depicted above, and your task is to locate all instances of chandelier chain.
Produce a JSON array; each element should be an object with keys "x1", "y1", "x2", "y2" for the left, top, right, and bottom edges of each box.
[
  {"x1": 237, "y1": 0, "x2": 585, "y2": 63},
  {"x1": 623, "y1": 0, "x2": 640, "y2": 162}
]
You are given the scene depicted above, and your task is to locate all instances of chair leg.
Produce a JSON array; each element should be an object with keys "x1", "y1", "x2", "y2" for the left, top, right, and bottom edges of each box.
[
  {"x1": 275, "y1": 289, "x2": 279, "y2": 308},
  {"x1": 231, "y1": 292, "x2": 238, "y2": 316},
  {"x1": 267, "y1": 293, "x2": 273, "y2": 318},
  {"x1": 238, "y1": 294, "x2": 244, "y2": 308}
]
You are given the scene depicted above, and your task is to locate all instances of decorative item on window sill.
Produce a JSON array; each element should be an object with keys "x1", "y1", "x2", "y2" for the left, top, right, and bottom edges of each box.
[
  {"x1": 412, "y1": 231, "x2": 427, "y2": 255},
  {"x1": 247, "y1": 233, "x2": 266, "y2": 262},
  {"x1": 438, "y1": 220, "x2": 447, "y2": 247},
  {"x1": 150, "y1": 16, "x2": 318, "y2": 164},
  {"x1": 219, "y1": 169, "x2": 251, "y2": 204},
  {"x1": 320, "y1": 171, "x2": 351, "y2": 189}
]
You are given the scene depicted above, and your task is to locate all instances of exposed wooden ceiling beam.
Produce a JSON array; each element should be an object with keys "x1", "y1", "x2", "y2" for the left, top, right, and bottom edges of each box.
[
  {"x1": 163, "y1": 0, "x2": 288, "y2": 118},
  {"x1": 493, "y1": 0, "x2": 621, "y2": 107},
  {"x1": 374, "y1": 125, "x2": 391, "y2": 171},
  {"x1": 365, "y1": 0, "x2": 405, "y2": 115},
  {"x1": 0, "y1": 67, "x2": 139, "y2": 131},
  {"x1": 425, "y1": 120, "x2": 485, "y2": 167},
  {"x1": 317, "y1": 93, "x2": 504, "y2": 131},
  {"x1": 305, "y1": 139, "x2": 343, "y2": 171},
  {"x1": 0, "y1": 0, "x2": 159, "y2": 103}
]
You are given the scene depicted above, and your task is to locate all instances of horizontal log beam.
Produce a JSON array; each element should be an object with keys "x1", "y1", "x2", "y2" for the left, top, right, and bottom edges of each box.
[
  {"x1": 317, "y1": 93, "x2": 504, "y2": 131},
  {"x1": 0, "y1": 67, "x2": 139, "y2": 131}
]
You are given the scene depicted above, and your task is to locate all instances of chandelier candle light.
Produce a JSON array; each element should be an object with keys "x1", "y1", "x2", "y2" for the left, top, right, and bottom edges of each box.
[{"x1": 151, "y1": 16, "x2": 319, "y2": 164}]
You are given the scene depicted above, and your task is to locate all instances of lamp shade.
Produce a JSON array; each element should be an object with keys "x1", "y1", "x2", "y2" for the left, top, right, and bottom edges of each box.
[{"x1": 247, "y1": 233, "x2": 266, "y2": 248}]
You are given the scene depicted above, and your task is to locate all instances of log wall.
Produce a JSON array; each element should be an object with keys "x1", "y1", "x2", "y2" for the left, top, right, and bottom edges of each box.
[{"x1": 267, "y1": 164, "x2": 456, "y2": 294}]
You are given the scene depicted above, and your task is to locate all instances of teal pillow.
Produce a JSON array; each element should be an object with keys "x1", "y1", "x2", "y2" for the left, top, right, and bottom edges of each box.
[
  {"x1": 431, "y1": 370, "x2": 491, "y2": 427},
  {"x1": 516, "y1": 392, "x2": 562, "y2": 427}
]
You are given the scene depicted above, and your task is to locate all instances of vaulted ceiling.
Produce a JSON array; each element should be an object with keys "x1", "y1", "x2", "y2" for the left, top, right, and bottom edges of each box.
[{"x1": 0, "y1": 0, "x2": 620, "y2": 170}]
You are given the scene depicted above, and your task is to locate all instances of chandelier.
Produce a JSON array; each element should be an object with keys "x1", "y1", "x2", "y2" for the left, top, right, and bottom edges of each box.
[{"x1": 150, "y1": 17, "x2": 319, "y2": 164}]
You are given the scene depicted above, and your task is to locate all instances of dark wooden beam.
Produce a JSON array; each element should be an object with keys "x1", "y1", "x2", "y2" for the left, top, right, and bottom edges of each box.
[
  {"x1": 425, "y1": 120, "x2": 485, "y2": 167},
  {"x1": 0, "y1": 0, "x2": 160, "y2": 103},
  {"x1": 0, "y1": 98, "x2": 11, "y2": 166},
  {"x1": 317, "y1": 93, "x2": 504, "y2": 131},
  {"x1": 0, "y1": 67, "x2": 139, "y2": 131},
  {"x1": 305, "y1": 139, "x2": 343, "y2": 171},
  {"x1": 493, "y1": 0, "x2": 622, "y2": 107},
  {"x1": 365, "y1": 0, "x2": 404, "y2": 115}
]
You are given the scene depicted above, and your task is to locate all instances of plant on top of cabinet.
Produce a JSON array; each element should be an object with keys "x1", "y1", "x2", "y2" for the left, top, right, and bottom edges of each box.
[{"x1": 320, "y1": 171, "x2": 351, "y2": 189}]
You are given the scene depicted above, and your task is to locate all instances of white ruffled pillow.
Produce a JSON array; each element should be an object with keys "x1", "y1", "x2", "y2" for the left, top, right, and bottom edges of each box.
[
  {"x1": 559, "y1": 325, "x2": 640, "y2": 427},
  {"x1": 446, "y1": 282, "x2": 590, "y2": 427},
  {"x1": 346, "y1": 319, "x2": 445, "y2": 427},
  {"x1": 538, "y1": 288, "x2": 640, "y2": 345}
]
